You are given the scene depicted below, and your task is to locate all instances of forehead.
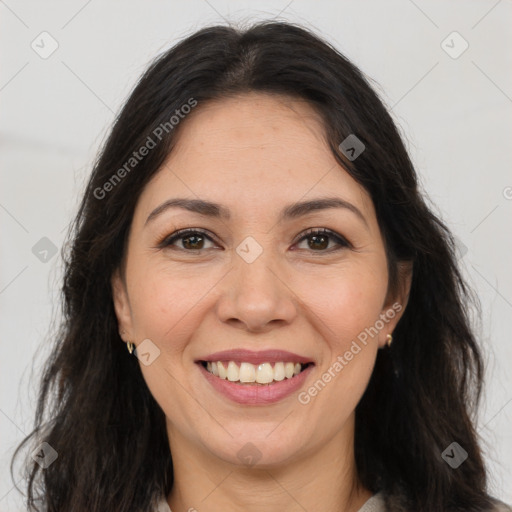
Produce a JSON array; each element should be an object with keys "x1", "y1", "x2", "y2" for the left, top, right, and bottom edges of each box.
[
  {"x1": 172, "y1": 92, "x2": 328, "y2": 162},
  {"x1": 136, "y1": 92, "x2": 374, "y2": 224}
]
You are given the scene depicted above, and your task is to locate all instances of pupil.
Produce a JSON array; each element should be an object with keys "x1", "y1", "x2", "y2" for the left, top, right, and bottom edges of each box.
[
  {"x1": 309, "y1": 235, "x2": 328, "y2": 250},
  {"x1": 184, "y1": 235, "x2": 203, "y2": 250}
]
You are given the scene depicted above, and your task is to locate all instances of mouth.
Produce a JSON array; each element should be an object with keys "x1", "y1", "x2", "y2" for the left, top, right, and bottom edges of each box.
[
  {"x1": 199, "y1": 360, "x2": 314, "y2": 385},
  {"x1": 195, "y1": 349, "x2": 315, "y2": 405}
]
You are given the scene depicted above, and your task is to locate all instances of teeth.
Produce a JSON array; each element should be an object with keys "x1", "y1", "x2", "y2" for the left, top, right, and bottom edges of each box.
[
  {"x1": 273, "y1": 362, "x2": 285, "y2": 381},
  {"x1": 239, "y1": 362, "x2": 256, "y2": 382},
  {"x1": 256, "y1": 363, "x2": 273, "y2": 384},
  {"x1": 217, "y1": 361, "x2": 227, "y2": 379},
  {"x1": 204, "y1": 360, "x2": 307, "y2": 384},
  {"x1": 227, "y1": 361, "x2": 239, "y2": 382}
]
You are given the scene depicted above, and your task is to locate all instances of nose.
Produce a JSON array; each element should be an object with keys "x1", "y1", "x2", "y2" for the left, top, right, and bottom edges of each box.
[{"x1": 215, "y1": 243, "x2": 298, "y2": 333}]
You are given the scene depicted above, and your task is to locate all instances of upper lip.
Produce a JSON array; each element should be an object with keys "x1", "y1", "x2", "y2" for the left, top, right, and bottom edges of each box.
[{"x1": 197, "y1": 349, "x2": 314, "y2": 365}]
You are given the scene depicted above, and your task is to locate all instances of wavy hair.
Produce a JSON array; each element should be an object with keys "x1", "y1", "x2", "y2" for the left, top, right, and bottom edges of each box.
[{"x1": 12, "y1": 20, "x2": 498, "y2": 511}]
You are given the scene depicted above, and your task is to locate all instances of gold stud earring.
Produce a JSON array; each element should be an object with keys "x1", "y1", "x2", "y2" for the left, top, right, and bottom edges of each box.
[
  {"x1": 126, "y1": 341, "x2": 134, "y2": 354},
  {"x1": 386, "y1": 333, "x2": 393, "y2": 347}
]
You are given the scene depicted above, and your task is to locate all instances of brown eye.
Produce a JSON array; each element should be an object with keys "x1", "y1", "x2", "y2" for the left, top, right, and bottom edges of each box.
[
  {"x1": 307, "y1": 233, "x2": 329, "y2": 250},
  {"x1": 295, "y1": 228, "x2": 351, "y2": 252},
  {"x1": 158, "y1": 227, "x2": 350, "y2": 254},
  {"x1": 181, "y1": 233, "x2": 206, "y2": 250},
  {"x1": 159, "y1": 229, "x2": 217, "y2": 251}
]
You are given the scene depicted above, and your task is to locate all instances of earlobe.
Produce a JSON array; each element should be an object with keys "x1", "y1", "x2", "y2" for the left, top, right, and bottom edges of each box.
[{"x1": 111, "y1": 268, "x2": 133, "y2": 339}]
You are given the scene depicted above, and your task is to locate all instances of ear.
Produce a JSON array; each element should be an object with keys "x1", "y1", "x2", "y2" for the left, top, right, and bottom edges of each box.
[
  {"x1": 111, "y1": 268, "x2": 134, "y2": 342},
  {"x1": 378, "y1": 261, "x2": 413, "y2": 348}
]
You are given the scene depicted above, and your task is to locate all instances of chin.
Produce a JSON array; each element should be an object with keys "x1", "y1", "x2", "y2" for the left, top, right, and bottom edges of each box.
[{"x1": 205, "y1": 430, "x2": 306, "y2": 469}]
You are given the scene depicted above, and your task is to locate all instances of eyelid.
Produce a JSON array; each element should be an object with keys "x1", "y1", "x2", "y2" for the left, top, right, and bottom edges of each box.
[
  {"x1": 156, "y1": 227, "x2": 218, "y2": 249},
  {"x1": 293, "y1": 227, "x2": 351, "y2": 248}
]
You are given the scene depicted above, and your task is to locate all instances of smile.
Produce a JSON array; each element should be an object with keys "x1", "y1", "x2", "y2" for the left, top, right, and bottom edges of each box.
[{"x1": 201, "y1": 360, "x2": 312, "y2": 385}]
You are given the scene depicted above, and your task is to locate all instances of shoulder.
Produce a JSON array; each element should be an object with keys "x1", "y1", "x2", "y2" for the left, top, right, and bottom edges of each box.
[
  {"x1": 156, "y1": 498, "x2": 172, "y2": 512},
  {"x1": 156, "y1": 494, "x2": 511, "y2": 512},
  {"x1": 375, "y1": 490, "x2": 512, "y2": 512},
  {"x1": 491, "y1": 500, "x2": 512, "y2": 512},
  {"x1": 359, "y1": 492, "x2": 386, "y2": 512}
]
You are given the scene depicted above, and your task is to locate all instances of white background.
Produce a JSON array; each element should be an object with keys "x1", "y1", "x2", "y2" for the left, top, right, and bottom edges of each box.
[{"x1": 1, "y1": 1, "x2": 511, "y2": 509}]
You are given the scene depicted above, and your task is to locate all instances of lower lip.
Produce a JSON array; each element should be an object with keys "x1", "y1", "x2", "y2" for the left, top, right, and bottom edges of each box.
[{"x1": 198, "y1": 363, "x2": 314, "y2": 405}]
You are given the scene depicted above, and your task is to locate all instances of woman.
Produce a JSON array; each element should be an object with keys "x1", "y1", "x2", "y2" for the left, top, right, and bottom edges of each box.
[{"x1": 11, "y1": 20, "x2": 511, "y2": 512}]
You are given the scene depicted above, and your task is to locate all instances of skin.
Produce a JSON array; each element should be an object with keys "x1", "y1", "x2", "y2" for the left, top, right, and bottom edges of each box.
[{"x1": 112, "y1": 92, "x2": 412, "y2": 512}]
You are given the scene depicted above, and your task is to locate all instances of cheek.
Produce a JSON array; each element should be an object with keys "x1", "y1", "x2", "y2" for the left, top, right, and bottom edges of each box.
[
  {"x1": 299, "y1": 262, "x2": 388, "y2": 349},
  {"x1": 127, "y1": 265, "x2": 209, "y2": 346},
  {"x1": 294, "y1": 266, "x2": 385, "y2": 424}
]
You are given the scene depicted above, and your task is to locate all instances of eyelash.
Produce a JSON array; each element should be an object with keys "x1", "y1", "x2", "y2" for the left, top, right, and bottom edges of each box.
[{"x1": 157, "y1": 227, "x2": 351, "y2": 253}]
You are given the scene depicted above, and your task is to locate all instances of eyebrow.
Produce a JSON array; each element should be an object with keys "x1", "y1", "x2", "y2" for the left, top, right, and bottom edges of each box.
[{"x1": 145, "y1": 196, "x2": 368, "y2": 227}]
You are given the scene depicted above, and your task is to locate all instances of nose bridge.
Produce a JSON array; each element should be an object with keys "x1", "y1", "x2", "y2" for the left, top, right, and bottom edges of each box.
[
  {"x1": 234, "y1": 233, "x2": 282, "y2": 299},
  {"x1": 238, "y1": 238, "x2": 276, "y2": 285},
  {"x1": 216, "y1": 234, "x2": 296, "y2": 330}
]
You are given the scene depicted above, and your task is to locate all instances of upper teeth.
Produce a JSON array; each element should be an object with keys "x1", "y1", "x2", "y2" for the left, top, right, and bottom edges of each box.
[{"x1": 206, "y1": 361, "x2": 303, "y2": 383}]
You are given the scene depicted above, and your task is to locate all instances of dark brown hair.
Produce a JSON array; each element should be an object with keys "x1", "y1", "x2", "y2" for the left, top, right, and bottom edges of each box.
[{"x1": 11, "y1": 20, "x2": 499, "y2": 511}]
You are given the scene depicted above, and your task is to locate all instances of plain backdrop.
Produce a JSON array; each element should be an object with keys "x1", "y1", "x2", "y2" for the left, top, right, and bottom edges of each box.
[{"x1": 1, "y1": 1, "x2": 511, "y2": 509}]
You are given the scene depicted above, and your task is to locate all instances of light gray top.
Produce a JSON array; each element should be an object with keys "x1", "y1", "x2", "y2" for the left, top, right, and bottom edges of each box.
[
  {"x1": 156, "y1": 491, "x2": 512, "y2": 511},
  {"x1": 156, "y1": 491, "x2": 386, "y2": 511}
]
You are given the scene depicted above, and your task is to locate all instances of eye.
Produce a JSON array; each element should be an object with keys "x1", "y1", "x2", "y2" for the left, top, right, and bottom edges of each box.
[
  {"x1": 158, "y1": 228, "x2": 218, "y2": 251},
  {"x1": 293, "y1": 228, "x2": 351, "y2": 252},
  {"x1": 157, "y1": 227, "x2": 351, "y2": 254}
]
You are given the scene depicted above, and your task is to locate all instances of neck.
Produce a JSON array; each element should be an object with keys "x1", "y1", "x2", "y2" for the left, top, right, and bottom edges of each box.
[{"x1": 165, "y1": 414, "x2": 372, "y2": 512}]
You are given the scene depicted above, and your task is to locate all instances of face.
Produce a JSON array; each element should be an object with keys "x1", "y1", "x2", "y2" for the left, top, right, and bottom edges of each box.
[{"x1": 112, "y1": 92, "x2": 410, "y2": 468}]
